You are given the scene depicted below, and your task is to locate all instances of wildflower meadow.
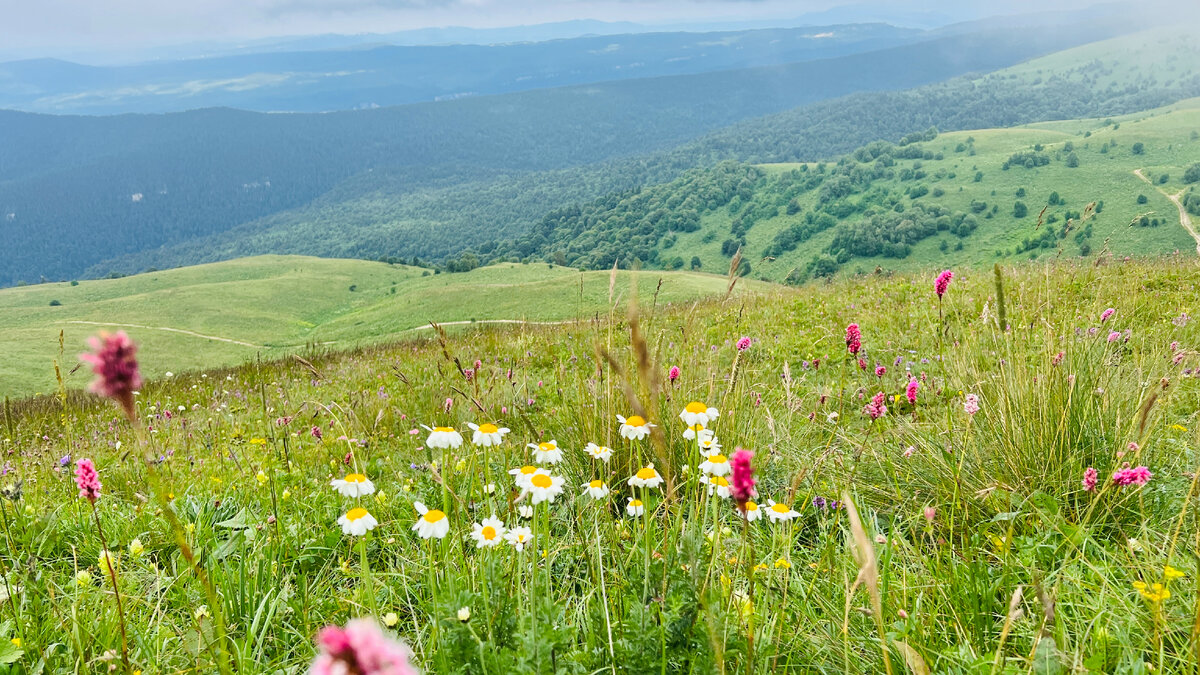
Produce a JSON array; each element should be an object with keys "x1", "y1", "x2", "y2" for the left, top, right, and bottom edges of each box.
[{"x1": 2, "y1": 258, "x2": 1199, "y2": 674}]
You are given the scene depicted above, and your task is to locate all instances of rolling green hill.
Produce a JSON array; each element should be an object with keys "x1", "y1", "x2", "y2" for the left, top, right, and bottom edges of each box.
[
  {"x1": 95, "y1": 27, "x2": 1200, "y2": 280},
  {"x1": 505, "y1": 96, "x2": 1200, "y2": 280},
  {"x1": 0, "y1": 256, "x2": 762, "y2": 397}
]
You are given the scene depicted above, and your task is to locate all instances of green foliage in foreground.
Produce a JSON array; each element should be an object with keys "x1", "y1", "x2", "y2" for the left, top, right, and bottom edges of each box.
[{"x1": 3, "y1": 258, "x2": 1200, "y2": 673}]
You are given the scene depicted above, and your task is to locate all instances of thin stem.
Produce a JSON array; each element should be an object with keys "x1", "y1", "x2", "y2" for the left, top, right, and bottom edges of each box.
[{"x1": 91, "y1": 502, "x2": 132, "y2": 674}]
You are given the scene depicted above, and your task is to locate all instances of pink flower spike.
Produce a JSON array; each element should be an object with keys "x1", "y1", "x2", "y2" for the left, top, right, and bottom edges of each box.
[
  {"x1": 1082, "y1": 467, "x2": 1098, "y2": 492},
  {"x1": 729, "y1": 448, "x2": 756, "y2": 507},
  {"x1": 863, "y1": 391, "x2": 887, "y2": 420},
  {"x1": 1100, "y1": 308, "x2": 1115, "y2": 323},
  {"x1": 1112, "y1": 464, "x2": 1152, "y2": 487},
  {"x1": 79, "y1": 331, "x2": 142, "y2": 421},
  {"x1": 736, "y1": 336, "x2": 752, "y2": 352},
  {"x1": 75, "y1": 458, "x2": 101, "y2": 503},
  {"x1": 311, "y1": 619, "x2": 418, "y2": 675},
  {"x1": 845, "y1": 324, "x2": 862, "y2": 356},
  {"x1": 934, "y1": 270, "x2": 953, "y2": 298},
  {"x1": 667, "y1": 366, "x2": 680, "y2": 383}
]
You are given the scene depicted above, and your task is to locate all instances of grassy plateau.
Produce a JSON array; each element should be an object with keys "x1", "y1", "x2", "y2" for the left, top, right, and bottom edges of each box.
[{"x1": 2, "y1": 256, "x2": 1199, "y2": 673}]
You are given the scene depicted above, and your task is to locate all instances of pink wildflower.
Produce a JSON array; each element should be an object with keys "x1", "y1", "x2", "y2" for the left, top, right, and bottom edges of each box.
[
  {"x1": 443, "y1": 397, "x2": 453, "y2": 413},
  {"x1": 473, "y1": 359, "x2": 482, "y2": 371},
  {"x1": 963, "y1": 393, "x2": 980, "y2": 416},
  {"x1": 863, "y1": 391, "x2": 887, "y2": 420},
  {"x1": 1100, "y1": 308, "x2": 1115, "y2": 322},
  {"x1": 1107, "y1": 331, "x2": 1120, "y2": 343},
  {"x1": 905, "y1": 379, "x2": 919, "y2": 405},
  {"x1": 463, "y1": 368, "x2": 474, "y2": 381},
  {"x1": 311, "y1": 425, "x2": 323, "y2": 440},
  {"x1": 736, "y1": 336, "x2": 752, "y2": 352},
  {"x1": 1112, "y1": 464, "x2": 1152, "y2": 487},
  {"x1": 845, "y1": 324, "x2": 862, "y2": 356},
  {"x1": 79, "y1": 331, "x2": 142, "y2": 421},
  {"x1": 668, "y1": 366, "x2": 680, "y2": 383},
  {"x1": 874, "y1": 365, "x2": 886, "y2": 378},
  {"x1": 1052, "y1": 351, "x2": 1065, "y2": 366},
  {"x1": 923, "y1": 506, "x2": 936, "y2": 522},
  {"x1": 75, "y1": 458, "x2": 101, "y2": 503},
  {"x1": 857, "y1": 358, "x2": 868, "y2": 371},
  {"x1": 934, "y1": 270, "x2": 953, "y2": 298},
  {"x1": 1081, "y1": 467, "x2": 1098, "y2": 492},
  {"x1": 311, "y1": 619, "x2": 418, "y2": 675},
  {"x1": 729, "y1": 448, "x2": 757, "y2": 508}
]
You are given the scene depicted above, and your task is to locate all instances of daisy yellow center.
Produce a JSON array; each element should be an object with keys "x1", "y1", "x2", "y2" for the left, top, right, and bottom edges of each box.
[
  {"x1": 626, "y1": 415, "x2": 646, "y2": 427},
  {"x1": 708, "y1": 454, "x2": 727, "y2": 464},
  {"x1": 745, "y1": 502, "x2": 758, "y2": 511},
  {"x1": 636, "y1": 467, "x2": 657, "y2": 480},
  {"x1": 345, "y1": 473, "x2": 367, "y2": 483},
  {"x1": 711, "y1": 476, "x2": 729, "y2": 486},
  {"x1": 346, "y1": 507, "x2": 369, "y2": 521},
  {"x1": 482, "y1": 526, "x2": 497, "y2": 539},
  {"x1": 538, "y1": 442, "x2": 556, "y2": 451},
  {"x1": 685, "y1": 402, "x2": 707, "y2": 414},
  {"x1": 517, "y1": 534, "x2": 528, "y2": 542},
  {"x1": 478, "y1": 423, "x2": 499, "y2": 433},
  {"x1": 589, "y1": 480, "x2": 604, "y2": 488},
  {"x1": 629, "y1": 499, "x2": 643, "y2": 507},
  {"x1": 771, "y1": 503, "x2": 791, "y2": 513},
  {"x1": 424, "y1": 509, "x2": 446, "y2": 523},
  {"x1": 434, "y1": 426, "x2": 455, "y2": 433},
  {"x1": 519, "y1": 465, "x2": 537, "y2": 474},
  {"x1": 530, "y1": 474, "x2": 553, "y2": 489}
]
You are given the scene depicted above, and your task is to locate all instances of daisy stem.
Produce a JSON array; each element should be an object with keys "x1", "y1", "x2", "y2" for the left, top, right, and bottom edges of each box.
[{"x1": 359, "y1": 533, "x2": 379, "y2": 619}]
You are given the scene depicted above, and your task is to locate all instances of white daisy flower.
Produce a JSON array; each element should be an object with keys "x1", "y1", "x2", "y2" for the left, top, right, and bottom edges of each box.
[
  {"x1": 582, "y1": 480, "x2": 610, "y2": 500},
  {"x1": 584, "y1": 442, "x2": 613, "y2": 463},
  {"x1": 741, "y1": 500, "x2": 762, "y2": 522},
  {"x1": 469, "y1": 515, "x2": 506, "y2": 548},
  {"x1": 508, "y1": 464, "x2": 541, "y2": 489},
  {"x1": 765, "y1": 499, "x2": 800, "y2": 523},
  {"x1": 617, "y1": 414, "x2": 655, "y2": 440},
  {"x1": 698, "y1": 453, "x2": 730, "y2": 476},
  {"x1": 331, "y1": 473, "x2": 375, "y2": 497},
  {"x1": 699, "y1": 436, "x2": 722, "y2": 454},
  {"x1": 423, "y1": 425, "x2": 463, "y2": 449},
  {"x1": 338, "y1": 507, "x2": 379, "y2": 536},
  {"x1": 682, "y1": 424, "x2": 714, "y2": 442},
  {"x1": 626, "y1": 498, "x2": 646, "y2": 517},
  {"x1": 524, "y1": 471, "x2": 566, "y2": 505},
  {"x1": 468, "y1": 422, "x2": 509, "y2": 447},
  {"x1": 527, "y1": 440, "x2": 563, "y2": 465},
  {"x1": 505, "y1": 526, "x2": 533, "y2": 551},
  {"x1": 411, "y1": 501, "x2": 450, "y2": 539},
  {"x1": 706, "y1": 475, "x2": 731, "y2": 498},
  {"x1": 518, "y1": 505, "x2": 534, "y2": 519},
  {"x1": 679, "y1": 402, "x2": 719, "y2": 427},
  {"x1": 627, "y1": 464, "x2": 664, "y2": 489}
]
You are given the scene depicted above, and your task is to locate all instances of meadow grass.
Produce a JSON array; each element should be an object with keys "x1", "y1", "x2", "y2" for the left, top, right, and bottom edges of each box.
[
  {"x1": 0, "y1": 257, "x2": 761, "y2": 398},
  {"x1": 1, "y1": 256, "x2": 1198, "y2": 673}
]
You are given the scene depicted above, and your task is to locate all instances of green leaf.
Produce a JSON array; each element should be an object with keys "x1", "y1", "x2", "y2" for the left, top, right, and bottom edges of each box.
[
  {"x1": 0, "y1": 639, "x2": 23, "y2": 665},
  {"x1": 893, "y1": 641, "x2": 930, "y2": 675},
  {"x1": 216, "y1": 508, "x2": 256, "y2": 530}
]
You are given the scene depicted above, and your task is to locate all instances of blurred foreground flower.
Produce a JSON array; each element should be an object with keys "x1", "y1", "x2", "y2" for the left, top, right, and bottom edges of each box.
[
  {"x1": 79, "y1": 331, "x2": 142, "y2": 421},
  {"x1": 311, "y1": 618, "x2": 418, "y2": 675}
]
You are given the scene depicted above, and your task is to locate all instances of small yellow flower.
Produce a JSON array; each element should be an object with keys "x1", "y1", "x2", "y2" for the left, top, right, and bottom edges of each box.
[
  {"x1": 195, "y1": 605, "x2": 210, "y2": 620},
  {"x1": 128, "y1": 539, "x2": 145, "y2": 557},
  {"x1": 1164, "y1": 565, "x2": 1186, "y2": 580},
  {"x1": 256, "y1": 471, "x2": 268, "y2": 486},
  {"x1": 185, "y1": 523, "x2": 196, "y2": 535},
  {"x1": 75, "y1": 570, "x2": 93, "y2": 587},
  {"x1": 774, "y1": 558, "x2": 792, "y2": 569},
  {"x1": 454, "y1": 459, "x2": 467, "y2": 473},
  {"x1": 210, "y1": 476, "x2": 223, "y2": 485},
  {"x1": 1135, "y1": 581, "x2": 1171, "y2": 602},
  {"x1": 753, "y1": 563, "x2": 769, "y2": 573},
  {"x1": 249, "y1": 437, "x2": 267, "y2": 446},
  {"x1": 281, "y1": 489, "x2": 291, "y2": 501},
  {"x1": 375, "y1": 491, "x2": 389, "y2": 504},
  {"x1": 1171, "y1": 424, "x2": 1188, "y2": 432},
  {"x1": 10, "y1": 638, "x2": 19, "y2": 648},
  {"x1": 383, "y1": 612, "x2": 399, "y2": 627}
]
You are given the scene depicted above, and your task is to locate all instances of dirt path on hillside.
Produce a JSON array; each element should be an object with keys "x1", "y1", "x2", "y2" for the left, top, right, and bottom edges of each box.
[
  {"x1": 1134, "y1": 168, "x2": 1200, "y2": 255},
  {"x1": 63, "y1": 320, "x2": 261, "y2": 347}
]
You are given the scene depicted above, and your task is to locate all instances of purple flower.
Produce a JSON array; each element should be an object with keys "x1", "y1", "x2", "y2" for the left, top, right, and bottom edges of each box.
[
  {"x1": 736, "y1": 336, "x2": 752, "y2": 352},
  {"x1": 729, "y1": 448, "x2": 757, "y2": 507},
  {"x1": 874, "y1": 365, "x2": 886, "y2": 378},
  {"x1": 1082, "y1": 467, "x2": 1098, "y2": 492},
  {"x1": 79, "y1": 331, "x2": 142, "y2": 421},
  {"x1": 311, "y1": 619, "x2": 418, "y2": 675},
  {"x1": 1100, "y1": 308, "x2": 1115, "y2": 323},
  {"x1": 1107, "y1": 331, "x2": 1121, "y2": 343},
  {"x1": 934, "y1": 270, "x2": 953, "y2": 298},
  {"x1": 1112, "y1": 464, "x2": 1152, "y2": 487},
  {"x1": 75, "y1": 458, "x2": 101, "y2": 503}
]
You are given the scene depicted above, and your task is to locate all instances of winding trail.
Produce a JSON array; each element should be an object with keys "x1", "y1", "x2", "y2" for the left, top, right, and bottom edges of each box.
[
  {"x1": 1134, "y1": 168, "x2": 1200, "y2": 256},
  {"x1": 63, "y1": 320, "x2": 261, "y2": 348}
]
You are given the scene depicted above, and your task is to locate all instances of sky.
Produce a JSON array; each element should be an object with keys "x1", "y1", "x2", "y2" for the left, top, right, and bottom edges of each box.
[{"x1": 0, "y1": 0, "x2": 1104, "y2": 54}]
